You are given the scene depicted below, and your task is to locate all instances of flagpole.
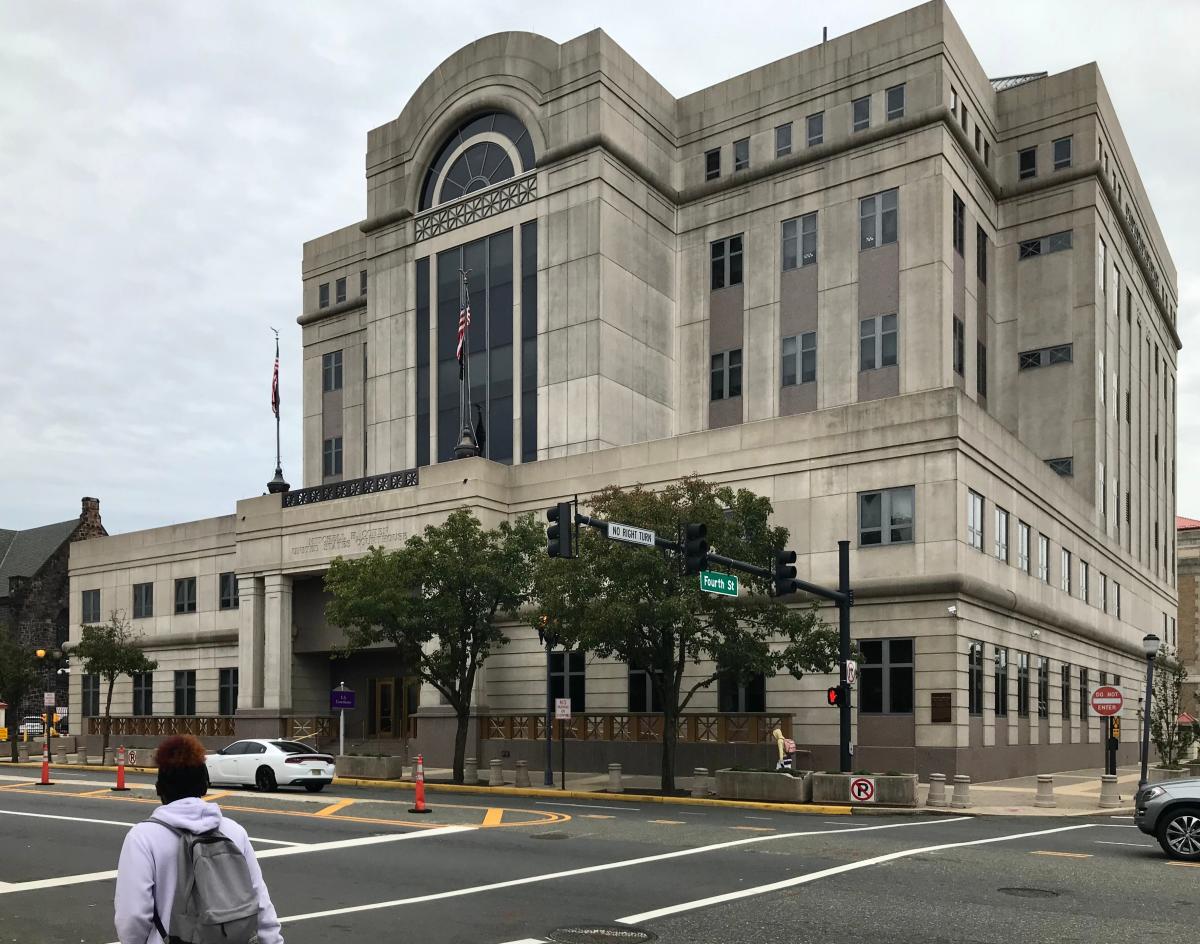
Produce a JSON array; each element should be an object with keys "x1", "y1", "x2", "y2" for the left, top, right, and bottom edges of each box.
[
  {"x1": 453, "y1": 269, "x2": 480, "y2": 459},
  {"x1": 267, "y1": 327, "x2": 290, "y2": 494}
]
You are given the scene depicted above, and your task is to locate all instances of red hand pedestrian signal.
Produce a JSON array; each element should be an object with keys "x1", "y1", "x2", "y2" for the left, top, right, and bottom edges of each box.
[{"x1": 827, "y1": 686, "x2": 842, "y2": 706}]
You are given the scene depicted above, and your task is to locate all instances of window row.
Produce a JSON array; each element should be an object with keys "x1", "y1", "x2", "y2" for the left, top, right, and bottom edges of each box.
[
  {"x1": 1018, "y1": 136, "x2": 1073, "y2": 181},
  {"x1": 949, "y1": 87, "x2": 991, "y2": 167},
  {"x1": 705, "y1": 85, "x2": 906, "y2": 181},
  {"x1": 968, "y1": 642, "x2": 1119, "y2": 722},
  {"x1": 81, "y1": 574, "x2": 240, "y2": 624},
  {"x1": 80, "y1": 669, "x2": 240, "y2": 717},
  {"x1": 318, "y1": 270, "x2": 367, "y2": 309}
]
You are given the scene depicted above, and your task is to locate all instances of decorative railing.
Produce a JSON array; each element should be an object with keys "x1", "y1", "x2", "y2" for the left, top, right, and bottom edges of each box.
[
  {"x1": 88, "y1": 716, "x2": 236, "y2": 737},
  {"x1": 415, "y1": 173, "x2": 537, "y2": 240},
  {"x1": 282, "y1": 469, "x2": 419, "y2": 508},
  {"x1": 481, "y1": 713, "x2": 791, "y2": 744},
  {"x1": 286, "y1": 716, "x2": 334, "y2": 742}
]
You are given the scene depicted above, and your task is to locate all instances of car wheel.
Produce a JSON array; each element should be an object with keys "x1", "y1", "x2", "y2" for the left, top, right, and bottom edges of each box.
[
  {"x1": 255, "y1": 767, "x2": 278, "y2": 793},
  {"x1": 304, "y1": 783, "x2": 325, "y2": 793},
  {"x1": 1157, "y1": 807, "x2": 1200, "y2": 861}
]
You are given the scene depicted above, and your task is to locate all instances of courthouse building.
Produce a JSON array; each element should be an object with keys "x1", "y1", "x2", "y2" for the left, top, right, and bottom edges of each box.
[{"x1": 69, "y1": 1, "x2": 1181, "y2": 778}]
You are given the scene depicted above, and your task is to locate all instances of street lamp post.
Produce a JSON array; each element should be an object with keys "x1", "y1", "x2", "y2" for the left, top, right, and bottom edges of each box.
[{"x1": 1138, "y1": 633, "x2": 1161, "y2": 789}]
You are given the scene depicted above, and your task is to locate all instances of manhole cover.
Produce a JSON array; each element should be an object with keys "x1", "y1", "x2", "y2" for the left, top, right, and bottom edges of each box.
[
  {"x1": 547, "y1": 926, "x2": 657, "y2": 944},
  {"x1": 998, "y1": 887, "x2": 1060, "y2": 899}
]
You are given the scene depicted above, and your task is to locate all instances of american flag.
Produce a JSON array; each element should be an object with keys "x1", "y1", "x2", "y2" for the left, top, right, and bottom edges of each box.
[
  {"x1": 271, "y1": 338, "x2": 280, "y2": 418},
  {"x1": 456, "y1": 299, "x2": 471, "y2": 374}
]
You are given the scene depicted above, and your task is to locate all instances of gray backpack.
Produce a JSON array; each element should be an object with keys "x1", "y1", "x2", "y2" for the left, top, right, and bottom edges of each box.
[{"x1": 147, "y1": 817, "x2": 261, "y2": 944}]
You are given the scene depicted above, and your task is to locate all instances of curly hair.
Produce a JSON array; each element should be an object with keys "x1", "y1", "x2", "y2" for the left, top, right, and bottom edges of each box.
[
  {"x1": 154, "y1": 734, "x2": 207, "y2": 771},
  {"x1": 154, "y1": 735, "x2": 210, "y2": 804}
]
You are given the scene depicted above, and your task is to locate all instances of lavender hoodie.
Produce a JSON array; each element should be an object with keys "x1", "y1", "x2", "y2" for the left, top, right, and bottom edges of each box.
[{"x1": 114, "y1": 797, "x2": 283, "y2": 944}]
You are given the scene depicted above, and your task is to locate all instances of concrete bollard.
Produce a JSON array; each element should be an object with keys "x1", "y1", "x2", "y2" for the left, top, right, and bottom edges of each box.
[
  {"x1": 17, "y1": 743, "x2": 30, "y2": 762},
  {"x1": 1034, "y1": 774, "x2": 1056, "y2": 808},
  {"x1": 102, "y1": 748, "x2": 116, "y2": 767},
  {"x1": 926, "y1": 773, "x2": 948, "y2": 807},
  {"x1": 51, "y1": 741, "x2": 68, "y2": 762},
  {"x1": 691, "y1": 768, "x2": 709, "y2": 798},
  {"x1": 464, "y1": 757, "x2": 478, "y2": 785},
  {"x1": 515, "y1": 760, "x2": 531, "y2": 788},
  {"x1": 70, "y1": 752, "x2": 86, "y2": 766},
  {"x1": 1099, "y1": 774, "x2": 1121, "y2": 809},
  {"x1": 608, "y1": 762, "x2": 624, "y2": 794},
  {"x1": 488, "y1": 758, "x2": 504, "y2": 787},
  {"x1": 950, "y1": 774, "x2": 972, "y2": 809}
]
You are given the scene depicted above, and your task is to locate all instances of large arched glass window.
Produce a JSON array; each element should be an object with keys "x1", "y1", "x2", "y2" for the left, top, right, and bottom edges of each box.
[{"x1": 419, "y1": 111, "x2": 534, "y2": 211}]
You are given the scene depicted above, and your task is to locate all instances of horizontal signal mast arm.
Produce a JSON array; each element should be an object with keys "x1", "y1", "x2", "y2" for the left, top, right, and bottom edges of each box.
[
  {"x1": 707, "y1": 551, "x2": 849, "y2": 605},
  {"x1": 574, "y1": 513, "x2": 682, "y2": 553}
]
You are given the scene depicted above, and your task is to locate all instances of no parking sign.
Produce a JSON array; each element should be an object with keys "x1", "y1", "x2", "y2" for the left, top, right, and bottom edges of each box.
[{"x1": 849, "y1": 776, "x2": 876, "y2": 803}]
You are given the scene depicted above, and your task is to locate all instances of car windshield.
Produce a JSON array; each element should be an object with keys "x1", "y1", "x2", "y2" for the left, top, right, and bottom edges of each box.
[{"x1": 270, "y1": 741, "x2": 318, "y2": 754}]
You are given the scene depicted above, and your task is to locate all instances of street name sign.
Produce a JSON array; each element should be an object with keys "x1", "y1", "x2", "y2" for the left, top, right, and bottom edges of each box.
[
  {"x1": 607, "y1": 522, "x2": 655, "y2": 547},
  {"x1": 699, "y1": 571, "x2": 739, "y2": 596},
  {"x1": 1090, "y1": 686, "x2": 1123, "y2": 717}
]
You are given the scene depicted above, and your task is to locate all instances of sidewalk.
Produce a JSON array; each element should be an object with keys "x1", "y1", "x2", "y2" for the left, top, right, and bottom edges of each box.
[{"x1": 931, "y1": 765, "x2": 1141, "y2": 816}]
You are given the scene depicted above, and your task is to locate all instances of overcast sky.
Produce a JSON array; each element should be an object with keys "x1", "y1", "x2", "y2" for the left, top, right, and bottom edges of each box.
[{"x1": 1, "y1": 1, "x2": 1196, "y2": 534}]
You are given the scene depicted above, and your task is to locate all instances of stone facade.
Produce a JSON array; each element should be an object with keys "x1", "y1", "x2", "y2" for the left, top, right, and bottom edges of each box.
[
  {"x1": 1177, "y1": 519, "x2": 1200, "y2": 712},
  {"x1": 68, "y1": 3, "x2": 1180, "y2": 779}
]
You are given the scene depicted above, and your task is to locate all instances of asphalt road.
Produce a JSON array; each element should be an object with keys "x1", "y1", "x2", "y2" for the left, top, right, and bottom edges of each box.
[{"x1": 0, "y1": 767, "x2": 1194, "y2": 944}]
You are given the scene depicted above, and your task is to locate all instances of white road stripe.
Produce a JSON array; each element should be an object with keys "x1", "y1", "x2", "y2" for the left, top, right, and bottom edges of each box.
[
  {"x1": 617, "y1": 823, "x2": 1094, "y2": 925},
  {"x1": 275, "y1": 818, "x2": 966, "y2": 924},
  {"x1": 1095, "y1": 840, "x2": 1153, "y2": 848},
  {"x1": 0, "y1": 807, "x2": 302, "y2": 846},
  {"x1": 0, "y1": 825, "x2": 474, "y2": 895},
  {"x1": 537, "y1": 802, "x2": 641, "y2": 812}
]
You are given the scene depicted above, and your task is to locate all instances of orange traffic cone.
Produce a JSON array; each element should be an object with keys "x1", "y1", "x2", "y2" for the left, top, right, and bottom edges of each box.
[
  {"x1": 37, "y1": 742, "x2": 52, "y2": 786},
  {"x1": 409, "y1": 753, "x2": 431, "y2": 814},
  {"x1": 112, "y1": 745, "x2": 129, "y2": 792}
]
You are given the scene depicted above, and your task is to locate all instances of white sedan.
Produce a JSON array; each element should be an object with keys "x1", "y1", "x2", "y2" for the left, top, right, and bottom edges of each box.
[{"x1": 205, "y1": 739, "x2": 335, "y2": 793}]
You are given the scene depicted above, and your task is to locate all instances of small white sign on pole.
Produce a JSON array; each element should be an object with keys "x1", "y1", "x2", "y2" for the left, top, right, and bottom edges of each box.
[
  {"x1": 606, "y1": 522, "x2": 656, "y2": 547},
  {"x1": 43, "y1": 692, "x2": 56, "y2": 708},
  {"x1": 849, "y1": 776, "x2": 876, "y2": 803},
  {"x1": 846, "y1": 660, "x2": 858, "y2": 686},
  {"x1": 555, "y1": 698, "x2": 573, "y2": 721}
]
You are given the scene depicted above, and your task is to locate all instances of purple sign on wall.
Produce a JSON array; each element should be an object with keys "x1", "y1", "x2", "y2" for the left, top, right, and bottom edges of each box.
[{"x1": 330, "y1": 689, "x2": 356, "y2": 711}]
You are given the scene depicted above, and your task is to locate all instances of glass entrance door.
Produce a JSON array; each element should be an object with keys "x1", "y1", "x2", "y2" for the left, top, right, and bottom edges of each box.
[{"x1": 374, "y1": 678, "x2": 395, "y2": 736}]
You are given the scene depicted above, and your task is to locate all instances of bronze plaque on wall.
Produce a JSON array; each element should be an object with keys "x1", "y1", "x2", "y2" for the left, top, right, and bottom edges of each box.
[{"x1": 931, "y1": 692, "x2": 952, "y2": 723}]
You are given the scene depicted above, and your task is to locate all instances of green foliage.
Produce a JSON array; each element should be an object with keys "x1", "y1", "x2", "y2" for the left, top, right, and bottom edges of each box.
[
  {"x1": 1150, "y1": 648, "x2": 1197, "y2": 768},
  {"x1": 532, "y1": 477, "x2": 836, "y2": 789},
  {"x1": 72, "y1": 612, "x2": 157, "y2": 752},
  {"x1": 0, "y1": 632, "x2": 40, "y2": 760}
]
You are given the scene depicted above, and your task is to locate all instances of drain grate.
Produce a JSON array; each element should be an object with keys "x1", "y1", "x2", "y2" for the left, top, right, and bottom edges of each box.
[
  {"x1": 998, "y1": 887, "x2": 1060, "y2": 899},
  {"x1": 547, "y1": 926, "x2": 657, "y2": 943}
]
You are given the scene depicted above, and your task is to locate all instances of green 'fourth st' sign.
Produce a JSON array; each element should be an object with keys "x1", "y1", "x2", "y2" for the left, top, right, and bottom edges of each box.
[{"x1": 699, "y1": 570, "x2": 738, "y2": 596}]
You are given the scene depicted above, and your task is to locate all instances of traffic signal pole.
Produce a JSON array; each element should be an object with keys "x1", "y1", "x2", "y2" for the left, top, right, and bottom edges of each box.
[{"x1": 837, "y1": 540, "x2": 852, "y2": 773}]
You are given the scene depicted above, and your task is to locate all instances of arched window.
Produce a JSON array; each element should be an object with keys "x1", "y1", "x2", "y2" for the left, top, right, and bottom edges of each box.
[{"x1": 419, "y1": 111, "x2": 534, "y2": 211}]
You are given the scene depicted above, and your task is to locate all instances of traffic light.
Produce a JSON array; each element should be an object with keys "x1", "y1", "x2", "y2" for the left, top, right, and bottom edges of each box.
[
  {"x1": 826, "y1": 684, "x2": 847, "y2": 707},
  {"x1": 773, "y1": 549, "x2": 797, "y2": 597},
  {"x1": 546, "y1": 502, "x2": 573, "y2": 559},
  {"x1": 682, "y1": 523, "x2": 708, "y2": 575}
]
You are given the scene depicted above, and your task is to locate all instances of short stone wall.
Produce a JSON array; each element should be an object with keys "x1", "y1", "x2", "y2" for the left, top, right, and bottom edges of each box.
[
  {"x1": 811, "y1": 772, "x2": 919, "y2": 807},
  {"x1": 336, "y1": 754, "x2": 406, "y2": 780},
  {"x1": 714, "y1": 769, "x2": 812, "y2": 804}
]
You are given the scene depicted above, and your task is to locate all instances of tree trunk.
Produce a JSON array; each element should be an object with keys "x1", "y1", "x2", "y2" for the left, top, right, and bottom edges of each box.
[
  {"x1": 660, "y1": 706, "x2": 678, "y2": 793},
  {"x1": 102, "y1": 678, "x2": 115, "y2": 754},
  {"x1": 452, "y1": 709, "x2": 470, "y2": 784}
]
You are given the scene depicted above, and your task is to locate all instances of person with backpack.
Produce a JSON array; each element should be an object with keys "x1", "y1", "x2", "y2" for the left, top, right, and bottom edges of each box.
[
  {"x1": 771, "y1": 723, "x2": 796, "y2": 771},
  {"x1": 114, "y1": 734, "x2": 284, "y2": 944}
]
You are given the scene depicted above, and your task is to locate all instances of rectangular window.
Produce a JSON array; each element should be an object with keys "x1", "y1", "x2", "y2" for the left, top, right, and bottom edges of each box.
[
  {"x1": 858, "y1": 486, "x2": 915, "y2": 547},
  {"x1": 1099, "y1": 572, "x2": 1108, "y2": 613},
  {"x1": 173, "y1": 577, "x2": 196, "y2": 615},
  {"x1": 952, "y1": 193, "x2": 965, "y2": 255},
  {"x1": 1053, "y1": 136, "x2": 1072, "y2": 170},
  {"x1": 322, "y1": 436, "x2": 343, "y2": 477},
  {"x1": 710, "y1": 235, "x2": 743, "y2": 289},
  {"x1": 132, "y1": 672, "x2": 153, "y2": 717},
  {"x1": 82, "y1": 588, "x2": 101, "y2": 625},
  {"x1": 967, "y1": 490, "x2": 984, "y2": 550},
  {"x1": 775, "y1": 123, "x2": 792, "y2": 157},
  {"x1": 1061, "y1": 664, "x2": 1071, "y2": 718},
  {"x1": 950, "y1": 87, "x2": 958, "y2": 116},
  {"x1": 318, "y1": 283, "x2": 329, "y2": 308},
  {"x1": 1038, "y1": 534, "x2": 1050, "y2": 583},
  {"x1": 1079, "y1": 560, "x2": 1089, "y2": 603},
  {"x1": 1097, "y1": 238, "x2": 1106, "y2": 296},
  {"x1": 1046, "y1": 457, "x2": 1073, "y2": 477},
  {"x1": 976, "y1": 225, "x2": 988, "y2": 283},
  {"x1": 1018, "y1": 231, "x2": 1072, "y2": 258},
  {"x1": 219, "y1": 572, "x2": 239, "y2": 610},
  {"x1": 952, "y1": 317, "x2": 965, "y2": 376},
  {"x1": 977, "y1": 341, "x2": 987, "y2": 397},
  {"x1": 859, "y1": 314, "x2": 898, "y2": 370},
  {"x1": 1018, "y1": 521, "x2": 1030, "y2": 573},
  {"x1": 1078, "y1": 668, "x2": 1088, "y2": 722},
  {"x1": 1018, "y1": 344, "x2": 1073, "y2": 369},
  {"x1": 781, "y1": 213, "x2": 817, "y2": 269},
  {"x1": 859, "y1": 189, "x2": 898, "y2": 250},
  {"x1": 710, "y1": 349, "x2": 742, "y2": 401},
  {"x1": 806, "y1": 112, "x2": 823, "y2": 147},
  {"x1": 335, "y1": 277, "x2": 346, "y2": 304},
  {"x1": 322, "y1": 350, "x2": 343, "y2": 392},
  {"x1": 360, "y1": 269, "x2": 367, "y2": 296},
  {"x1": 994, "y1": 507, "x2": 1009, "y2": 562},
  {"x1": 733, "y1": 137, "x2": 749, "y2": 171},
  {"x1": 132, "y1": 582, "x2": 153, "y2": 619},
  {"x1": 852, "y1": 95, "x2": 870, "y2": 131},
  {"x1": 1019, "y1": 146, "x2": 1037, "y2": 180},
  {"x1": 704, "y1": 148, "x2": 720, "y2": 181},
  {"x1": 886, "y1": 84, "x2": 905, "y2": 121},
  {"x1": 859, "y1": 638, "x2": 914, "y2": 714},
  {"x1": 1017, "y1": 652, "x2": 1030, "y2": 717},
  {"x1": 960, "y1": 105, "x2": 968, "y2": 132},
  {"x1": 781, "y1": 332, "x2": 816, "y2": 387},
  {"x1": 994, "y1": 647, "x2": 1009, "y2": 717},
  {"x1": 81, "y1": 674, "x2": 101, "y2": 717},
  {"x1": 174, "y1": 670, "x2": 196, "y2": 716},
  {"x1": 550, "y1": 650, "x2": 586, "y2": 713},
  {"x1": 628, "y1": 667, "x2": 662, "y2": 714},
  {"x1": 219, "y1": 668, "x2": 239, "y2": 716},
  {"x1": 1061, "y1": 549, "x2": 1072, "y2": 594},
  {"x1": 718, "y1": 670, "x2": 766, "y2": 713},
  {"x1": 1114, "y1": 581, "x2": 1122, "y2": 618},
  {"x1": 968, "y1": 641, "x2": 984, "y2": 715},
  {"x1": 974, "y1": 127, "x2": 982, "y2": 153},
  {"x1": 1037, "y1": 657, "x2": 1050, "y2": 719},
  {"x1": 984, "y1": 140, "x2": 991, "y2": 167}
]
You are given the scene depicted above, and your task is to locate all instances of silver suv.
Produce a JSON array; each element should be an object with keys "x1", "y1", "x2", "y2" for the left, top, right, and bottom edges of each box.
[{"x1": 1135, "y1": 777, "x2": 1200, "y2": 861}]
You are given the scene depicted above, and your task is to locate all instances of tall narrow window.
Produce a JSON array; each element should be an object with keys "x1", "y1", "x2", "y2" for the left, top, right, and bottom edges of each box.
[
  {"x1": 81, "y1": 674, "x2": 100, "y2": 717},
  {"x1": 174, "y1": 670, "x2": 196, "y2": 716},
  {"x1": 733, "y1": 137, "x2": 749, "y2": 171},
  {"x1": 628, "y1": 666, "x2": 663, "y2": 713},
  {"x1": 710, "y1": 235, "x2": 743, "y2": 289},
  {"x1": 967, "y1": 490, "x2": 984, "y2": 550},
  {"x1": 953, "y1": 317, "x2": 965, "y2": 376},
  {"x1": 173, "y1": 577, "x2": 196, "y2": 615},
  {"x1": 1017, "y1": 652, "x2": 1030, "y2": 717},
  {"x1": 781, "y1": 213, "x2": 817, "y2": 269},
  {"x1": 520, "y1": 223, "x2": 538, "y2": 464},
  {"x1": 976, "y1": 225, "x2": 988, "y2": 283},
  {"x1": 550, "y1": 651, "x2": 586, "y2": 713},
  {"x1": 322, "y1": 350, "x2": 343, "y2": 392},
  {"x1": 1099, "y1": 572, "x2": 1108, "y2": 613},
  {"x1": 1061, "y1": 549, "x2": 1072, "y2": 594},
  {"x1": 360, "y1": 269, "x2": 367, "y2": 296},
  {"x1": 994, "y1": 647, "x2": 1009, "y2": 717},
  {"x1": 1037, "y1": 657, "x2": 1049, "y2": 718},
  {"x1": 415, "y1": 256, "x2": 431, "y2": 467},
  {"x1": 806, "y1": 112, "x2": 824, "y2": 147},
  {"x1": 718, "y1": 670, "x2": 766, "y2": 713},
  {"x1": 781, "y1": 332, "x2": 816, "y2": 386},
  {"x1": 852, "y1": 95, "x2": 870, "y2": 131},
  {"x1": 968, "y1": 641, "x2": 984, "y2": 715},
  {"x1": 1061, "y1": 664, "x2": 1071, "y2": 718},
  {"x1": 133, "y1": 672, "x2": 153, "y2": 717},
  {"x1": 335, "y1": 277, "x2": 346, "y2": 304},
  {"x1": 886, "y1": 84, "x2": 905, "y2": 121},
  {"x1": 322, "y1": 437, "x2": 343, "y2": 477},
  {"x1": 704, "y1": 148, "x2": 720, "y2": 181},
  {"x1": 82, "y1": 588, "x2": 101, "y2": 625},
  {"x1": 219, "y1": 668, "x2": 239, "y2": 716},
  {"x1": 994, "y1": 507, "x2": 1009, "y2": 562},
  {"x1": 1053, "y1": 136, "x2": 1073, "y2": 170},
  {"x1": 858, "y1": 638, "x2": 914, "y2": 713},
  {"x1": 1038, "y1": 534, "x2": 1050, "y2": 583},
  {"x1": 710, "y1": 350, "x2": 742, "y2": 401},
  {"x1": 1097, "y1": 238, "x2": 1106, "y2": 296},
  {"x1": 859, "y1": 315, "x2": 898, "y2": 370},
  {"x1": 859, "y1": 189, "x2": 898, "y2": 250},
  {"x1": 1017, "y1": 521, "x2": 1030, "y2": 573},
  {"x1": 1079, "y1": 559, "x2": 1089, "y2": 604},
  {"x1": 977, "y1": 340, "x2": 987, "y2": 397},
  {"x1": 952, "y1": 193, "x2": 965, "y2": 255},
  {"x1": 775, "y1": 123, "x2": 792, "y2": 157},
  {"x1": 132, "y1": 582, "x2": 153, "y2": 619},
  {"x1": 1019, "y1": 146, "x2": 1037, "y2": 180},
  {"x1": 1078, "y1": 668, "x2": 1089, "y2": 722},
  {"x1": 318, "y1": 283, "x2": 329, "y2": 308},
  {"x1": 1114, "y1": 581, "x2": 1122, "y2": 618},
  {"x1": 219, "y1": 572, "x2": 239, "y2": 610}
]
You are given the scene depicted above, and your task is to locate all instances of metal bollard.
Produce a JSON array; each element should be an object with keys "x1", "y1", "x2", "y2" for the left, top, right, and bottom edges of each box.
[
  {"x1": 1098, "y1": 774, "x2": 1121, "y2": 809},
  {"x1": 950, "y1": 774, "x2": 972, "y2": 809},
  {"x1": 926, "y1": 773, "x2": 948, "y2": 807},
  {"x1": 515, "y1": 760, "x2": 531, "y2": 788},
  {"x1": 488, "y1": 758, "x2": 504, "y2": 787},
  {"x1": 691, "y1": 767, "x2": 709, "y2": 798},
  {"x1": 464, "y1": 757, "x2": 478, "y2": 785},
  {"x1": 1034, "y1": 774, "x2": 1056, "y2": 808},
  {"x1": 608, "y1": 762, "x2": 624, "y2": 794}
]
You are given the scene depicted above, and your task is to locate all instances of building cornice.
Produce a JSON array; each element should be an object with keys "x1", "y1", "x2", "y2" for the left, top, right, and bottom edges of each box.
[{"x1": 297, "y1": 294, "x2": 367, "y2": 328}]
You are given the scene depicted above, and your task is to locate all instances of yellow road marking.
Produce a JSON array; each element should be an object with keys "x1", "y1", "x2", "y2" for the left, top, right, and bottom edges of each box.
[
  {"x1": 76, "y1": 789, "x2": 115, "y2": 797},
  {"x1": 482, "y1": 808, "x2": 504, "y2": 827},
  {"x1": 649, "y1": 819, "x2": 685, "y2": 825},
  {"x1": 315, "y1": 797, "x2": 356, "y2": 817},
  {"x1": 1031, "y1": 850, "x2": 1092, "y2": 858},
  {"x1": 583, "y1": 814, "x2": 615, "y2": 820},
  {"x1": 1168, "y1": 861, "x2": 1200, "y2": 868},
  {"x1": 204, "y1": 791, "x2": 231, "y2": 802},
  {"x1": 730, "y1": 826, "x2": 775, "y2": 832}
]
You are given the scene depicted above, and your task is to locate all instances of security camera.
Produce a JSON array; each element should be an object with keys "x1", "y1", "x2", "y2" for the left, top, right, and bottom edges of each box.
[
  {"x1": 1031, "y1": 629, "x2": 1040, "y2": 639},
  {"x1": 946, "y1": 605, "x2": 958, "y2": 617}
]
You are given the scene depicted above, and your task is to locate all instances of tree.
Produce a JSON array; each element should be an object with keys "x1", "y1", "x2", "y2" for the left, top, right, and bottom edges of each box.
[
  {"x1": 324, "y1": 508, "x2": 543, "y2": 783},
  {"x1": 73, "y1": 613, "x2": 158, "y2": 754},
  {"x1": 0, "y1": 631, "x2": 39, "y2": 762},
  {"x1": 1150, "y1": 647, "x2": 1197, "y2": 769},
  {"x1": 532, "y1": 477, "x2": 838, "y2": 792}
]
